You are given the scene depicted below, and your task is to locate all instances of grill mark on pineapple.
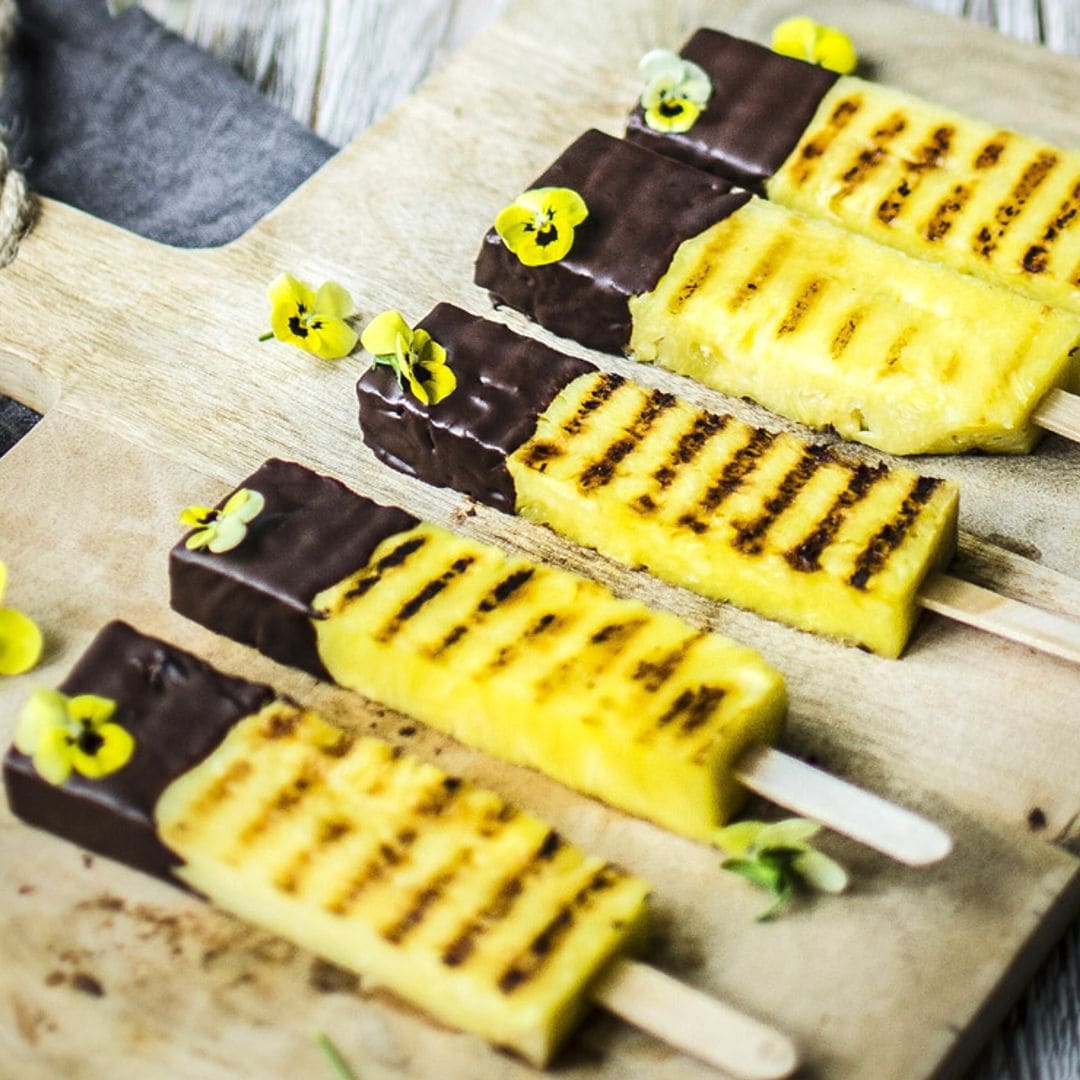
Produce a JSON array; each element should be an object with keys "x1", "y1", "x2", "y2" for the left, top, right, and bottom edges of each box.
[
  {"x1": 346, "y1": 535, "x2": 428, "y2": 600},
  {"x1": 732, "y1": 446, "x2": 833, "y2": 554},
  {"x1": 849, "y1": 475, "x2": 943, "y2": 589},
  {"x1": 577, "y1": 390, "x2": 676, "y2": 491},
  {"x1": 785, "y1": 462, "x2": 888, "y2": 572},
  {"x1": 876, "y1": 126, "x2": 954, "y2": 225},
  {"x1": 516, "y1": 439, "x2": 564, "y2": 471},
  {"x1": 972, "y1": 151, "x2": 1059, "y2": 258},
  {"x1": 642, "y1": 412, "x2": 729, "y2": 509},
  {"x1": 776, "y1": 278, "x2": 826, "y2": 337},
  {"x1": 653, "y1": 685, "x2": 727, "y2": 736},
  {"x1": 632, "y1": 632, "x2": 707, "y2": 692},
  {"x1": 441, "y1": 831, "x2": 564, "y2": 968},
  {"x1": 924, "y1": 184, "x2": 972, "y2": 241},
  {"x1": 274, "y1": 817, "x2": 354, "y2": 896},
  {"x1": 830, "y1": 308, "x2": 864, "y2": 358},
  {"x1": 483, "y1": 610, "x2": 572, "y2": 675},
  {"x1": 691, "y1": 428, "x2": 776, "y2": 524},
  {"x1": 429, "y1": 569, "x2": 538, "y2": 658},
  {"x1": 182, "y1": 759, "x2": 253, "y2": 821},
  {"x1": 497, "y1": 866, "x2": 621, "y2": 993},
  {"x1": 973, "y1": 137, "x2": 1008, "y2": 170},
  {"x1": 233, "y1": 761, "x2": 323, "y2": 853},
  {"x1": 1023, "y1": 177, "x2": 1080, "y2": 274},
  {"x1": 832, "y1": 112, "x2": 907, "y2": 201},
  {"x1": 879, "y1": 327, "x2": 916, "y2": 377},
  {"x1": 562, "y1": 373, "x2": 625, "y2": 435},
  {"x1": 787, "y1": 95, "x2": 862, "y2": 186},
  {"x1": 727, "y1": 235, "x2": 793, "y2": 311},
  {"x1": 532, "y1": 618, "x2": 649, "y2": 701},
  {"x1": 325, "y1": 825, "x2": 424, "y2": 916},
  {"x1": 666, "y1": 216, "x2": 742, "y2": 315},
  {"x1": 375, "y1": 556, "x2": 476, "y2": 642},
  {"x1": 383, "y1": 848, "x2": 475, "y2": 945}
]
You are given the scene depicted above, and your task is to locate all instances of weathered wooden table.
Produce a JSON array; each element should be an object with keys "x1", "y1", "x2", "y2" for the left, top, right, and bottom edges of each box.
[{"x1": 2, "y1": 1, "x2": 1078, "y2": 1077}]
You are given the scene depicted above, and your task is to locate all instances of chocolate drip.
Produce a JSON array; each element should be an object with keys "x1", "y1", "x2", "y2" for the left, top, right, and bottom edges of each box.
[
  {"x1": 357, "y1": 303, "x2": 594, "y2": 512},
  {"x1": 3, "y1": 622, "x2": 275, "y2": 881},
  {"x1": 170, "y1": 458, "x2": 418, "y2": 677},
  {"x1": 625, "y1": 29, "x2": 839, "y2": 192},
  {"x1": 474, "y1": 129, "x2": 749, "y2": 354}
]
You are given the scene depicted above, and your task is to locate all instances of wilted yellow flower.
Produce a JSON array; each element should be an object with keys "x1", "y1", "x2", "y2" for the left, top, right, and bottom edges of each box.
[
  {"x1": 361, "y1": 310, "x2": 457, "y2": 406},
  {"x1": 771, "y1": 16, "x2": 857, "y2": 75},
  {"x1": 264, "y1": 273, "x2": 359, "y2": 359},
  {"x1": 639, "y1": 48, "x2": 712, "y2": 133},
  {"x1": 15, "y1": 689, "x2": 134, "y2": 786},
  {"x1": 0, "y1": 561, "x2": 43, "y2": 676},
  {"x1": 180, "y1": 488, "x2": 265, "y2": 553},
  {"x1": 494, "y1": 187, "x2": 588, "y2": 267}
]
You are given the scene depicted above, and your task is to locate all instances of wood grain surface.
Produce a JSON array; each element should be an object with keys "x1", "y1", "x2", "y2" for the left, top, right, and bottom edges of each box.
[{"x1": 1, "y1": 1, "x2": 1079, "y2": 1078}]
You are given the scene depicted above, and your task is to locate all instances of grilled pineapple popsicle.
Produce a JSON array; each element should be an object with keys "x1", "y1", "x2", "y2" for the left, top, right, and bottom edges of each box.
[
  {"x1": 170, "y1": 459, "x2": 951, "y2": 864},
  {"x1": 474, "y1": 130, "x2": 1080, "y2": 455},
  {"x1": 625, "y1": 29, "x2": 1080, "y2": 318},
  {"x1": 3, "y1": 623, "x2": 796, "y2": 1075},
  {"x1": 358, "y1": 304, "x2": 959, "y2": 660}
]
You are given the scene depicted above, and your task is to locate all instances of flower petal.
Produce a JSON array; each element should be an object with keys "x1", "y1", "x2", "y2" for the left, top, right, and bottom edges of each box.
[
  {"x1": 793, "y1": 849, "x2": 849, "y2": 894},
  {"x1": 14, "y1": 688, "x2": 67, "y2": 756},
  {"x1": 32, "y1": 724, "x2": 73, "y2": 786},
  {"x1": 269, "y1": 300, "x2": 307, "y2": 346},
  {"x1": 544, "y1": 187, "x2": 588, "y2": 228},
  {"x1": 179, "y1": 505, "x2": 214, "y2": 529},
  {"x1": 361, "y1": 310, "x2": 412, "y2": 357},
  {"x1": 815, "y1": 27, "x2": 857, "y2": 74},
  {"x1": 638, "y1": 48, "x2": 685, "y2": 85},
  {"x1": 0, "y1": 560, "x2": 7, "y2": 602},
  {"x1": 494, "y1": 203, "x2": 538, "y2": 253},
  {"x1": 713, "y1": 820, "x2": 765, "y2": 857},
  {"x1": 314, "y1": 280, "x2": 354, "y2": 319},
  {"x1": 70, "y1": 722, "x2": 135, "y2": 779},
  {"x1": 771, "y1": 16, "x2": 818, "y2": 62},
  {"x1": 679, "y1": 59, "x2": 712, "y2": 105},
  {"x1": 404, "y1": 365, "x2": 431, "y2": 407},
  {"x1": 308, "y1": 318, "x2": 360, "y2": 360},
  {"x1": 68, "y1": 694, "x2": 117, "y2": 727},
  {"x1": 185, "y1": 527, "x2": 215, "y2": 551},
  {"x1": 415, "y1": 359, "x2": 457, "y2": 406},
  {"x1": 221, "y1": 488, "x2": 265, "y2": 524},
  {"x1": 267, "y1": 273, "x2": 316, "y2": 314},
  {"x1": 207, "y1": 517, "x2": 248, "y2": 554},
  {"x1": 645, "y1": 97, "x2": 702, "y2": 134},
  {"x1": 0, "y1": 606, "x2": 44, "y2": 676},
  {"x1": 755, "y1": 817, "x2": 821, "y2": 852}
]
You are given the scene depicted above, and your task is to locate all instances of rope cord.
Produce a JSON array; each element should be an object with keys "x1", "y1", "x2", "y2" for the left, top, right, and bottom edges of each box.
[{"x1": 0, "y1": 0, "x2": 34, "y2": 268}]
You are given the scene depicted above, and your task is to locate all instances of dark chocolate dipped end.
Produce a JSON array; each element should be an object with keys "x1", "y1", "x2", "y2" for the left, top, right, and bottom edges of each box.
[
  {"x1": 625, "y1": 29, "x2": 839, "y2": 192},
  {"x1": 3, "y1": 621, "x2": 275, "y2": 881},
  {"x1": 474, "y1": 129, "x2": 750, "y2": 355},
  {"x1": 357, "y1": 303, "x2": 596, "y2": 512},
  {"x1": 170, "y1": 459, "x2": 418, "y2": 678}
]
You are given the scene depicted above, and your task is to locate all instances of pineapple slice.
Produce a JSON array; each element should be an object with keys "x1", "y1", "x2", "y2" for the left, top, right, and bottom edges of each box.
[
  {"x1": 630, "y1": 196, "x2": 1080, "y2": 454},
  {"x1": 770, "y1": 78, "x2": 1080, "y2": 316},
  {"x1": 508, "y1": 372, "x2": 958, "y2": 658},
  {"x1": 157, "y1": 700, "x2": 649, "y2": 1067},
  {"x1": 313, "y1": 524, "x2": 786, "y2": 840}
]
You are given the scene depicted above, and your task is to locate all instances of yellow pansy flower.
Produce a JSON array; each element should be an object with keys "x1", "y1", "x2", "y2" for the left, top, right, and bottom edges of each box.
[
  {"x1": 15, "y1": 688, "x2": 134, "y2": 786},
  {"x1": 0, "y1": 561, "x2": 43, "y2": 676},
  {"x1": 639, "y1": 48, "x2": 712, "y2": 134},
  {"x1": 771, "y1": 16, "x2": 857, "y2": 75},
  {"x1": 180, "y1": 487, "x2": 265, "y2": 553},
  {"x1": 494, "y1": 187, "x2": 588, "y2": 267},
  {"x1": 361, "y1": 310, "x2": 457, "y2": 406},
  {"x1": 263, "y1": 273, "x2": 359, "y2": 360}
]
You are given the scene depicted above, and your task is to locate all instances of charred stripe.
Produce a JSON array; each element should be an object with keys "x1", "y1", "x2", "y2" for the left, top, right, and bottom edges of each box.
[
  {"x1": 788, "y1": 95, "x2": 863, "y2": 186},
  {"x1": 578, "y1": 390, "x2": 676, "y2": 490},
  {"x1": 699, "y1": 428, "x2": 777, "y2": 513},
  {"x1": 849, "y1": 475, "x2": 943, "y2": 589},
  {"x1": 376, "y1": 556, "x2": 476, "y2": 642},
  {"x1": 562, "y1": 373, "x2": 625, "y2": 435},
  {"x1": 347, "y1": 535, "x2": 428, "y2": 599}
]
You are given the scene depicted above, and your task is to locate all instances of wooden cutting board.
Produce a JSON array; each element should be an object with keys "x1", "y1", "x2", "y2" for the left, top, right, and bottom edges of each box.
[{"x1": 1, "y1": 1, "x2": 1078, "y2": 1077}]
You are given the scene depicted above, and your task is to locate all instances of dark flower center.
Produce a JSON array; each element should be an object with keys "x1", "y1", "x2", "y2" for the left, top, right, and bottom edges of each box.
[
  {"x1": 534, "y1": 224, "x2": 559, "y2": 247},
  {"x1": 659, "y1": 99, "x2": 685, "y2": 117},
  {"x1": 72, "y1": 721, "x2": 105, "y2": 756},
  {"x1": 288, "y1": 314, "x2": 309, "y2": 338}
]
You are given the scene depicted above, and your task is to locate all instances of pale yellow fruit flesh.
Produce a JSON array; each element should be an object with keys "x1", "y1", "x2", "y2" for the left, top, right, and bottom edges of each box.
[
  {"x1": 509, "y1": 372, "x2": 959, "y2": 658},
  {"x1": 312, "y1": 524, "x2": 787, "y2": 840},
  {"x1": 629, "y1": 197, "x2": 1080, "y2": 454},
  {"x1": 770, "y1": 77, "x2": 1080, "y2": 318},
  {"x1": 157, "y1": 701, "x2": 650, "y2": 1067}
]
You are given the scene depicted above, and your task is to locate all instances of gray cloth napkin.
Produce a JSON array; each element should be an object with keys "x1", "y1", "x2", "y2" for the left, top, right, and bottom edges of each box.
[{"x1": 0, "y1": 0, "x2": 336, "y2": 453}]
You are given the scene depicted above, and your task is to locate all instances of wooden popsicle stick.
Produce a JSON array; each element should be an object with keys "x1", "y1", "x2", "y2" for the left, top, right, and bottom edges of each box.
[
  {"x1": 1034, "y1": 388, "x2": 1080, "y2": 443},
  {"x1": 592, "y1": 958, "x2": 799, "y2": 1080},
  {"x1": 735, "y1": 746, "x2": 953, "y2": 867},
  {"x1": 918, "y1": 572, "x2": 1080, "y2": 664}
]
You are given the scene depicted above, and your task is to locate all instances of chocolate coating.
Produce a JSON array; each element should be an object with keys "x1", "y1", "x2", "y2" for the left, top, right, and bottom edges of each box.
[
  {"x1": 357, "y1": 303, "x2": 595, "y2": 512},
  {"x1": 474, "y1": 129, "x2": 750, "y2": 354},
  {"x1": 625, "y1": 29, "x2": 839, "y2": 193},
  {"x1": 170, "y1": 459, "x2": 418, "y2": 678},
  {"x1": 3, "y1": 621, "x2": 275, "y2": 881}
]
